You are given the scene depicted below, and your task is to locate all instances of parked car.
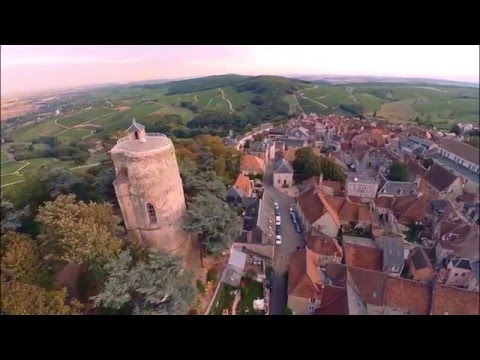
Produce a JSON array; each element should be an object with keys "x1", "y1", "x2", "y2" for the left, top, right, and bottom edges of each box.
[
  {"x1": 274, "y1": 202, "x2": 279, "y2": 209},
  {"x1": 290, "y1": 212, "x2": 297, "y2": 224},
  {"x1": 276, "y1": 226, "x2": 281, "y2": 235},
  {"x1": 295, "y1": 223, "x2": 302, "y2": 233},
  {"x1": 275, "y1": 215, "x2": 281, "y2": 226},
  {"x1": 275, "y1": 207, "x2": 280, "y2": 216},
  {"x1": 275, "y1": 234, "x2": 282, "y2": 245}
]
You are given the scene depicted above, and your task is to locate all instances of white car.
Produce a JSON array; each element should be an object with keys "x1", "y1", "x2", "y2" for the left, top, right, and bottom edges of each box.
[
  {"x1": 275, "y1": 234, "x2": 282, "y2": 245},
  {"x1": 275, "y1": 215, "x2": 281, "y2": 226},
  {"x1": 274, "y1": 202, "x2": 279, "y2": 209}
]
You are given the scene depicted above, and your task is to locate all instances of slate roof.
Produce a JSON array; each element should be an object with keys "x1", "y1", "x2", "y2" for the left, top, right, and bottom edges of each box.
[
  {"x1": 437, "y1": 138, "x2": 479, "y2": 166},
  {"x1": 273, "y1": 159, "x2": 294, "y2": 174},
  {"x1": 424, "y1": 164, "x2": 458, "y2": 192},
  {"x1": 382, "y1": 237, "x2": 405, "y2": 270}
]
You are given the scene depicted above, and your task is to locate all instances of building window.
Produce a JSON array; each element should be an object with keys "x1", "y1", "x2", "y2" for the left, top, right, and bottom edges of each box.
[
  {"x1": 146, "y1": 203, "x2": 157, "y2": 224},
  {"x1": 278, "y1": 179, "x2": 281, "y2": 184},
  {"x1": 454, "y1": 273, "x2": 458, "y2": 277},
  {"x1": 461, "y1": 272, "x2": 467, "y2": 277},
  {"x1": 391, "y1": 265, "x2": 400, "y2": 272}
]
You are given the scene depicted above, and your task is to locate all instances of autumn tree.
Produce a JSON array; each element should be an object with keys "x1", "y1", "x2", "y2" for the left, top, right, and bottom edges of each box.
[
  {"x1": 36, "y1": 194, "x2": 123, "y2": 278},
  {"x1": 0, "y1": 232, "x2": 46, "y2": 285},
  {"x1": 1, "y1": 278, "x2": 83, "y2": 315},
  {"x1": 92, "y1": 249, "x2": 196, "y2": 315},
  {"x1": 183, "y1": 193, "x2": 239, "y2": 255}
]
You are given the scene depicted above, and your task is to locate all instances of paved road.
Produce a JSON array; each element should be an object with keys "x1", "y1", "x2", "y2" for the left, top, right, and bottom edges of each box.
[{"x1": 263, "y1": 162, "x2": 305, "y2": 315}]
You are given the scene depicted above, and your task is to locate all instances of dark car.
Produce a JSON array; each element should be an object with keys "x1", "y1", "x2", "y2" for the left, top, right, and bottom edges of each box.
[
  {"x1": 275, "y1": 207, "x2": 280, "y2": 216},
  {"x1": 295, "y1": 223, "x2": 302, "y2": 233},
  {"x1": 276, "y1": 226, "x2": 281, "y2": 235}
]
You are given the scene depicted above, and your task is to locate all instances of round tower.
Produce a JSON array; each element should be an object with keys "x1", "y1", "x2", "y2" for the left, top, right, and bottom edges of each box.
[{"x1": 110, "y1": 119, "x2": 190, "y2": 255}]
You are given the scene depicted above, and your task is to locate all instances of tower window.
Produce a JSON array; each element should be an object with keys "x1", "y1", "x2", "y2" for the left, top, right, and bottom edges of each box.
[
  {"x1": 134, "y1": 132, "x2": 139, "y2": 140},
  {"x1": 147, "y1": 203, "x2": 157, "y2": 224}
]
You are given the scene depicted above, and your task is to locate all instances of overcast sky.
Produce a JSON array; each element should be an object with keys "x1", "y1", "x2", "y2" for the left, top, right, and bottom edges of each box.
[{"x1": 1, "y1": 45, "x2": 479, "y2": 96}]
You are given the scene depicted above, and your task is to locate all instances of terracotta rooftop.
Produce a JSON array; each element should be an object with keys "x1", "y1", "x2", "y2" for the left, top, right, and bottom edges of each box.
[
  {"x1": 288, "y1": 250, "x2": 317, "y2": 298},
  {"x1": 322, "y1": 180, "x2": 342, "y2": 196},
  {"x1": 314, "y1": 285, "x2": 349, "y2": 315},
  {"x1": 306, "y1": 233, "x2": 342, "y2": 256},
  {"x1": 343, "y1": 241, "x2": 383, "y2": 272},
  {"x1": 297, "y1": 188, "x2": 329, "y2": 225},
  {"x1": 431, "y1": 283, "x2": 480, "y2": 315},
  {"x1": 424, "y1": 164, "x2": 458, "y2": 192},
  {"x1": 437, "y1": 138, "x2": 479, "y2": 166},
  {"x1": 406, "y1": 158, "x2": 427, "y2": 178},
  {"x1": 383, "y1": 276, "x2": 432, "y2": 315},
  {"x1": 325, "y1": 196, "x2": 374, "y2": 223},
  {"x1": 240, "y1": 155, "x2": 265, "y2": 173},
  {"x1": 392, "y1": 194, "x2": 428, "y2": 224},
  {"x1": 347, "y1": 266, "x2": 386, "y2": 306},
  {"x1": 233, "y1": 173, "x2": 253, "y2": 196}
]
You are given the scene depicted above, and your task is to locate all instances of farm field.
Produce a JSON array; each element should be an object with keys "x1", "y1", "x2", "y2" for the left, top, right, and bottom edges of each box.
[
  {"x1": 376, "y1": 100, "x2": 418, "y2": 123},
  {"x1": 57, "y1": 108, "x2": 113, "y2": 127},
  {"x1": 12, "y1": 119, "x2": 64, "y2": 142},
  {"x1": 57, "y1": 128, "x2": 93, "y2": 139}
]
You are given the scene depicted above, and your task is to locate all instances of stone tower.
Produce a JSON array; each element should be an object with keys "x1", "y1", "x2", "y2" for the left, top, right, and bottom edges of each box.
[{"x1": 110, "y1": 119, "x2": 190, "y2": 255}]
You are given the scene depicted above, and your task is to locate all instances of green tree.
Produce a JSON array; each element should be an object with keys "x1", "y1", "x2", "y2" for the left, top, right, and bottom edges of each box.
[
  {"x1": 387, "y1": 162, "x2": 410, "y2": 182},
  {"x1": 1, "y1": 197, "x2": 29, "y2": 235},
  {"x1": 183, "y1": 193, "x2": 239, "y2": 255},
  {"x1": 179, "y1": 158, "x2": 226, "y2": 199},
  {"x1": 1, "y1": 278, "x2": 83, "y2": 315},
  {"x1": 450, "y1": 123, "x2": 461, "y2": 136},
  {"x1": 422, "y1": 158, "x2": 434, "y2": 169},
  {"x1": 292, "y1": 147, "x2": 346, "y2": 184},
  {"x1": 36, "y1": 194, "x2": 123, "y2": 277},
  {"x1": 92, "y1": 249, "x2": 196, "y2": 315}
]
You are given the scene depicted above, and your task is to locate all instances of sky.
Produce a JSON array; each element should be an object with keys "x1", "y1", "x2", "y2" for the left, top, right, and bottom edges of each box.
[{"x1": 1, "y1": 45, "x2": 479, "y2": 96}]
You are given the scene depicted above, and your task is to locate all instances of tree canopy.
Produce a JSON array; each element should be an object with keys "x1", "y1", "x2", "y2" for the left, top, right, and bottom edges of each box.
[
  {"x1": 183, "y1": 193, "x2": 239, "y2": 255},
  {"x1": 292, "y1": 147, "x2": 346, "y2": 184},
  {"x1": 92, "y1": 249, "x2": 196, "y2": 315},
  {"x1": 387, "y1": 162, "x2": 410, "y2": 182},
  {"x1": 36, "y1": 194, "x2": 123, "y2": 271}
]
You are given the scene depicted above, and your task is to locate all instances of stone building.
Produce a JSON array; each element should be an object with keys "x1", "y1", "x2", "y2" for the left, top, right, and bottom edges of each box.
[{"x1": 110, "y1": 119, "x2": 191, "y2": 256}]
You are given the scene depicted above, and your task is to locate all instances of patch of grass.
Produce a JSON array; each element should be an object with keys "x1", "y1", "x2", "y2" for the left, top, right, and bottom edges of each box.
[
  {"x1": 12, "y1": 120, "x2": 64, "y2": 142},
  {"x1": 210, "y1": 284, "x2": 235, "y2": 315},
  {"x1": 236, "y1": 277, "x2": 264, "y2": 315},
  {"x1": 377, "y1": 99, "x2": 418, "y2": 122},
  {"x1": 151, "y1": 106, "x2": 195, "y2": 123},
  {"x1": 196, "y1": 280, "x2": 205, "y2": 294},
  {"x1": 57, "y1": 108, "x2": 112, "y2": 127},
  {"x1": 57, "y1": 128, "x2": 92, "y2": 140},
  {"x1": 1, "y1": 173, "x2": 24, "y2": 187},
  {"x1": 1, "y1": 160, "x2": 27, "y2": 174},
  {"x1": 283, "y1": 307, "x2": 293, "y2": 315},
  {"x1": 206, "y1": 268, "x2": 217, "y2": 283},
  {"x1": 1, "y1": 150, "x2": 10, "y2": 162}
]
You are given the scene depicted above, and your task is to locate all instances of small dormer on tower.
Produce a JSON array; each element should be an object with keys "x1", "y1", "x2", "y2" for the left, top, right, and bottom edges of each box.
[{"x1": 126, "y1": 118, "x2": 146, "y2": 142}]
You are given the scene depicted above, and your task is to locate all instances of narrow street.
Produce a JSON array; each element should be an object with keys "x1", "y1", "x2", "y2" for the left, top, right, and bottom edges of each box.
[{"x1": 263, "y1": 162, "x2": 305, "y2": 315}]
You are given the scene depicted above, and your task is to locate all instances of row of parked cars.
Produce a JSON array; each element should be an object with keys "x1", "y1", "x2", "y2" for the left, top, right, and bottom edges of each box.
[
  {"x1": 274, "y1": 202, "x2": 282, "y2": 245},
  {"x1": 289, "y1": 207, "x2": 302, "y2": 234},
  {"x1": 273, "y1": 202, "x2": 302, "y2": 246}
]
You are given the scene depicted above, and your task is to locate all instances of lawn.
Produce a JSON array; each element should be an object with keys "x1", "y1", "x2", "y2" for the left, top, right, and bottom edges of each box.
[
  {"x1": 56, "y1": 108, "x2": 113, "y2": 127},
  {"x1": 354, "y1": 93, "x2": 386, "y2": 113},
  {"x1": 12, "y1": 120, "x2": 64, "y2": 142},
  {"x1": 57, "y1": 128, "x2": 93, "y2": 140},
  {"x1": 209, "y1": 284, "x2": 235, "y2": 315},
  {"x1": 377, "y1": 99, "x2": 418, "y2": 122},
  {"x1": 1, "y1": 150, "x2": 9, "y2": 162},
  {"x1": 1, "y1": 173, "x2": 24, "y2": 187},
  {"x1": 1, "y1": 160, "x2": 27, "y2": 174},
  {"x1": 236, "y1": 277, "x2": 264, "y2": 315},
  {"x1": 151, "y1": 106, "x2": 195, "y2": 123}
]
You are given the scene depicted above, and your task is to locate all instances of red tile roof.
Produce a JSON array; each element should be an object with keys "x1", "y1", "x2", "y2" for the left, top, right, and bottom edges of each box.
[
  {"x1": 431, "y1": 283, "x2": 480, "y2": 315},
  {"x1": 307, "y1": 233, "x2": 342, "y2": 256},
  {"x1": 392, "y1": 194, "x2": 428, "y2": 224},
  {"x1": 314, "y1": 285, "x2": 349, "y2": 315},
  {"x1": 288, "y1": 250, "x2": 318, "y2": 298},
  {"x1": 383, "y1": 277, "x2": 432, "y2": 315},
  {"x1": 233, "y1": 173, "x2": 252, "y2": 196},
  {"x1": 240, "y1": 155, "x2": 265, "y2": 173},
  {"x1": 347, "y1": 266, "x2": 386, "y2": 306},
  {"x1": 322, "y1": 180, "x2": 342, "y2": 196},
  {"x1": 343, "y1": 242, "x2": 383, "y2": 271}
]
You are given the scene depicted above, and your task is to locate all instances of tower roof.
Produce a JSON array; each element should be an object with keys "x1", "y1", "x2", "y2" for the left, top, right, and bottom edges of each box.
[{"x1": 126, "y1": 118, "x2": 145, "y2": 133}]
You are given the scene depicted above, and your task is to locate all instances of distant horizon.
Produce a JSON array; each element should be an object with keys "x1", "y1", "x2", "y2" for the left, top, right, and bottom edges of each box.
[{"x1": 2, "y1": 45, "x2": 479, "y2": 98}]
